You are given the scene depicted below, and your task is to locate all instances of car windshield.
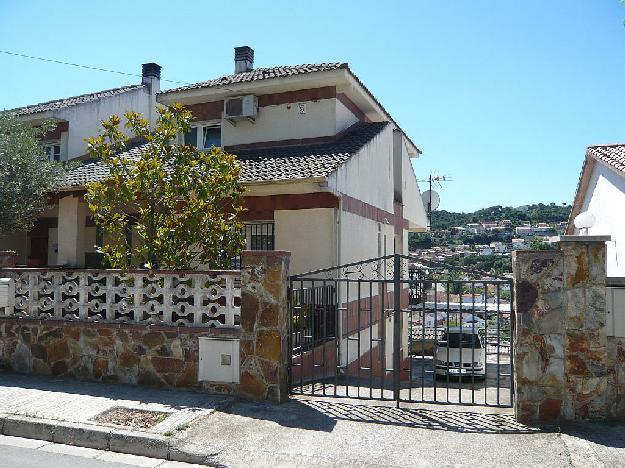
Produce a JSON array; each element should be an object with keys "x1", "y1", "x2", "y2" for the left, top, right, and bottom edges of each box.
[{"x1": 438, "y1": 332, "x2": 482, "y2": 348}]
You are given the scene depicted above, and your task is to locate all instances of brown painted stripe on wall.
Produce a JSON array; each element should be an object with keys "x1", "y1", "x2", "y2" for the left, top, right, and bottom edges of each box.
[
  {"x1": 186, "y1": 100, "x2": 224, "y2": 121},
  {"x1": 341, "y1": 194, "x2": 408, "y2": 230},
  {"x1": 40, "y1": 121, "x2": 69, "y2": 141},
  {"x1": 226, "y1": 134, "x2": 336, "y2": 152},
  {"x1": 186, "y1": 87, "x2": 337, "y2": 123},
  {"x1": 258, "y1": 86, "x2": 336, "y2": 107},
  {"x1": 336, "y1": 92, "x2": 367, "y2": 122},
  {"x1": 244, "y1": 192, "x2": 339, "y2": 215}
]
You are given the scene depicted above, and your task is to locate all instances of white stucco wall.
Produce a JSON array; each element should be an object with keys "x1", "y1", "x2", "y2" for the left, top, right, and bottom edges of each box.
[
  {"x1": 221, "y1": 98, "x2": 337, "y2": 147},
  {"x1": 335, "y1": 99, "x2": 359, "y2": 134},
  {"x1": 401, "y1": 138, "x2": 427, "y2": 229},
  {"x1": 274, "y1": 208, "x2": 337, "y2": 275},
  {"x1": 339, "y1": 211, "x2": 394, "y2": 265},
  {"x1": 329, "y1": 125, "x2": 394, "y2": 213},
  {"x1": 578, "y1": 163, "x2": 625, "y2": 277},
  {"x1": 56, "y1": 87, "x2": 154, "y2": 160},
  {"x1": 57, "y1": 195, "x2": 90, "y2": 266}
]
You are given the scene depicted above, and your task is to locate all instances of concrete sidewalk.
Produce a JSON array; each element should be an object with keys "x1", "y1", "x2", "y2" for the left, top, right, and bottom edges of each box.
[
  {"x1": 175, "y1": 396, "x2": 625, "y2": 467},
  {"x1": 2, "y1": 372, "x2": 625, "y2": 467},
  {"x1": 0, "y1": 372, "x2": 232, "y2": 464}
]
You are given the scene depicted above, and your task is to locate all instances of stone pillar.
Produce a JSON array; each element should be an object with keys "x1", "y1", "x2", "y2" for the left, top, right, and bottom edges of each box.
[
  {"x1": 513, "y1": 235, "x2": 609, "y2": 425},
  {"x1": 240, "y1": 250, "x2": 290, "y2": 403},
  {"x1": 57, "y1": 195, "x2": 85, "y2": 267},
  {"x1": 560, "y1": 236, "x2": 609, "y2": 420}
]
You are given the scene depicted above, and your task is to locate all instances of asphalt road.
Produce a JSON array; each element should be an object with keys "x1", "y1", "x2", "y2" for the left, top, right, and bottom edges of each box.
[
  {"x1": 0, "y1": 435, "x2": 203, "y2": 468},
  {"x1": 0, "y1": 445, "x2": 127, "y2": 468}
]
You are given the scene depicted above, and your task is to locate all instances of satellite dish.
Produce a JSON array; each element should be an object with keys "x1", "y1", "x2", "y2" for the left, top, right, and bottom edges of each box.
[{"x1": 422, "y1": 190, "x2": 440, "y2": 211}]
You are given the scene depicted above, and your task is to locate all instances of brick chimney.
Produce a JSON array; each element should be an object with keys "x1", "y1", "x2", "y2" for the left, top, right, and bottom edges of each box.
[
  {"x1": 141, "y1": 62, "x2": 161, "y2": 93},
  {"x1": 234, "y1": 46, "x2": 254, "y2": 74}
]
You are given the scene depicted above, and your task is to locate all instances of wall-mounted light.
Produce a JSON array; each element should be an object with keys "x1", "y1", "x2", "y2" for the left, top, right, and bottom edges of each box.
[{"x1": 574, "y1": 211, "x2": 596, "y2": 236}]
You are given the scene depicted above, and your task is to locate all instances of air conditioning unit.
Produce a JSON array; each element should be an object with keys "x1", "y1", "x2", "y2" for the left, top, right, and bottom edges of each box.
[{"x1": 224, "y1": 95, "x2": 258, "y2": 124}]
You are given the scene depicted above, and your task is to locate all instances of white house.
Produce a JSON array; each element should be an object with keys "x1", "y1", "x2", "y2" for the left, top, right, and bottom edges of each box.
[
  {"x1": 567, "y1": 144, "x2": 625, "y2": 277},
  {"x1": 466, "y1": 223, "x2": 483, "y2": 234},
  {"x1": 1, "y1": 47, "x2": 428, "y2": 275},
  {"x1": 490, "y1": 241, "x2": 507, "y2": 253},
  {"x1": 515, "y1": 225, "x2": 534, "y2": 236},
  {"x1": 1, "y1": 64, "x2": 161, "y2": 266}
]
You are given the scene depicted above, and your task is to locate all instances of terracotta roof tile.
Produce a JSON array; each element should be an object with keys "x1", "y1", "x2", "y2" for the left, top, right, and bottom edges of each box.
[
  {"x1": 11, "y1": 84, "x2": 146, "y2": 116},
  {"x1": 160, "y1": 63, "x2": 346, "y2": 94},
  {"x1": 62, "y1": 121, "x2": 388, "y2": 188},
  {"x1": 587, "y1": 144, "x2": 625, "y2": 175}
]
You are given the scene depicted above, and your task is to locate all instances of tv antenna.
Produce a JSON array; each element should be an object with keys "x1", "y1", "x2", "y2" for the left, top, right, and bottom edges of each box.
[{"x1": 418, "y1": 174, "x2": 452, "y2": 230}]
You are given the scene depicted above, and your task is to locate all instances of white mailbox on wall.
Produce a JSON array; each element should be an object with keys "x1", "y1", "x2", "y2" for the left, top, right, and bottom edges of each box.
[
  {"x1": 197, "y1": 337, "x2": 240, "y2": 383},
  {"x1": 0, "y1": 278, "x2": 14, "y2": 314},
  {"x1": 607, "y1": 286, "x2": 625, "y2": 337}
]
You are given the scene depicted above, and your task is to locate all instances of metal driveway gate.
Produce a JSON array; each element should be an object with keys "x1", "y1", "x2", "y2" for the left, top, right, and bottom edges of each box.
[{"x1": 288, "y1": 254, "x2": 513, "y2": 407}]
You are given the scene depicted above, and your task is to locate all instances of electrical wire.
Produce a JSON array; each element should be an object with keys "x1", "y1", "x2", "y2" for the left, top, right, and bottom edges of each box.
[{"x1": 0, "y1": 49, "x2": 191, "y2": 85}]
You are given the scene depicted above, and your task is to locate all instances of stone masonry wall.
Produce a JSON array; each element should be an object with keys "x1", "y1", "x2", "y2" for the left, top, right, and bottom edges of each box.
[
  {"x1": 513, "y1": 236, "x2": 612, "y2": 424},
  {"x1": 0, "y1": 251, "x2": 292, "y2": 403},
  {"x1": 0, "y1": 319, "x2": 239, "y2": 390}
]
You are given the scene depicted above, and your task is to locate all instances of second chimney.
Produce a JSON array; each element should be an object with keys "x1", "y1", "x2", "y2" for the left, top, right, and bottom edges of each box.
[
  {"x1": 142, "y1": 62, "x2": 161, "y2": 93},
  {"x1": 234, "y1": 46, "x2": 254, "y2": 74}
]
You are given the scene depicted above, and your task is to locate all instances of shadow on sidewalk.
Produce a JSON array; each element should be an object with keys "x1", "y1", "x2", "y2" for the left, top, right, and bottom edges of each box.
[
  {"x1": 0, "y1": 371, "x2": 228, "y2": 411},
  {"x1": 221, "y1": 397, "x2": 542, "y2": 434},
  {"x1": 560, "y1": 421, "x2": 625, "y2": 448},
  {"x1": 302, "y1": 400, "x2": 540, "y2": 434}
]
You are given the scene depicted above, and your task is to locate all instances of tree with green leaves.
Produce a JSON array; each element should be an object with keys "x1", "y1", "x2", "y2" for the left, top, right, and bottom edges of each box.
[
  {"x1": 0, "y1": 112, "x2": 64, "y2": 236},
  {"x1": 85, "y1": 105, "x2": 245, "y2": 270}
]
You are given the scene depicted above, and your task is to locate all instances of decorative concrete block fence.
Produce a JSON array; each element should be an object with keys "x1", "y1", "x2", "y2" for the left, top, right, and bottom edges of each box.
[
  {"x1": 0, "y1": 251, "x2": 290, "y2": 404},
  {"x1": 512, "y1": 235, "x2": 624, "y2": 424}
]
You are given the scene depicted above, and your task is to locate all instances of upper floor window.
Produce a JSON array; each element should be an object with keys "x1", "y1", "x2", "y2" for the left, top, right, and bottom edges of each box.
[
  {"x1": 184, "y1": 124, "x2": 221, "y2": 150},
  {"x1": 43, "y1": 142, "x2": 61, "y2": 162}
]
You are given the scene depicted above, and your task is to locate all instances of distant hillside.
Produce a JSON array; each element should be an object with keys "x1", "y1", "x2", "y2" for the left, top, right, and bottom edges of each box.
[{"x1": 431, "y1": 203, "x2": 572, "y2": 231}]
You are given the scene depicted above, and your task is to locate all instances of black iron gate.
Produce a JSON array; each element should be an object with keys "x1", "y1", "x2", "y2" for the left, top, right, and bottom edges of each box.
[{"x1": 288, "y1": 254, "x2": 514, "y2": 407}]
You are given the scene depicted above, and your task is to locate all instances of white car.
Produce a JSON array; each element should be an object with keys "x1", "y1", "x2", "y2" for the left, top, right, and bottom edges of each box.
[
  {"x1": 462, "y1": 315, "x2": 485, "y2": 328},
  {"x1": 434, "y1": 327, "x2": 486, "y2": 379}
]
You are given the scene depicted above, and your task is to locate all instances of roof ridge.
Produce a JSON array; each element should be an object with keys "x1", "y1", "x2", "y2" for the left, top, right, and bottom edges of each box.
[
  {"x1": 159, "y1": 62, "x2": 347, "y2": 95},
  {"x1": 11, "y1": 83, "x2": 145, "y2": 115},
  {"x1": 587, "y1": 143, "x2": 625, "y2": 149}
]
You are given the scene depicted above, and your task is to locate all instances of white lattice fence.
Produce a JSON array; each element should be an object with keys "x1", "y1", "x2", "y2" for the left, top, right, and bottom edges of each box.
[{"x1": 1, "y1": 269, "x2": 241, "y2": 328}]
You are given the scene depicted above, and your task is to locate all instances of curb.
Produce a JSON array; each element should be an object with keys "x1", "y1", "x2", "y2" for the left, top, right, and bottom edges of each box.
[{"x1": 0, "y1": 413, "x2": 217, "y2": 465}]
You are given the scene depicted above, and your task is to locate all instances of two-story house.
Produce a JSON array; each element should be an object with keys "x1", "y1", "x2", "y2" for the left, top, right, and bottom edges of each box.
[
  {"x1": 1, "y1": 64, "x2": 161, "y2": 266},
  {"x1": 1, "y1": 47, "x2": 427, "y2": 275}
]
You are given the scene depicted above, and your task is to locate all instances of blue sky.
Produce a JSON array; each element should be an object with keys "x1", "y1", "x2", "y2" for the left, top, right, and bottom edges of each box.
[{"x1": 1, "y1": 0, "x2": 624, "y2": 212}]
